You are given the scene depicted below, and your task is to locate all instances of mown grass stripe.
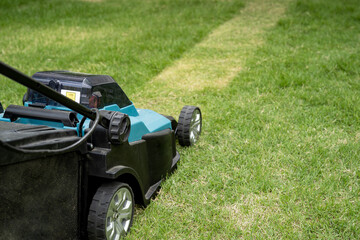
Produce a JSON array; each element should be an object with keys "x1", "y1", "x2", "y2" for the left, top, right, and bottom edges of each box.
[{"x1": 151, "y1": 0, "x2": 290, "y2": 91}]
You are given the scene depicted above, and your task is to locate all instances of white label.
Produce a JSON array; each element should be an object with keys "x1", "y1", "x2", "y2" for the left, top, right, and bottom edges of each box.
[{"x1": 61, "y1": 89, "x2": 81, "y2": 103}]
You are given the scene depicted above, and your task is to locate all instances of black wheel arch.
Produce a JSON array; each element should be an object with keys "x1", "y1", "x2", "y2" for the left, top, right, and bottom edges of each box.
[
  {"x1": 88, "y1": 168, "x2": 148, "y2": 207},
  {"x1": 116, "y1": 173, "x2": 146, "y2": 206},
  {"x1": 161, "y1": 114, "x2": 178, "y2": 131}
]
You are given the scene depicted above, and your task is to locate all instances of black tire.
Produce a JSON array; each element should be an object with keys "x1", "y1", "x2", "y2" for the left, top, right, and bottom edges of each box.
[
  {"x1": 88, "y1": 182, "x2": 135, "y2": 240},
  {"x1": 177, "y1": 105, "x2": 202, "y2": 146}
]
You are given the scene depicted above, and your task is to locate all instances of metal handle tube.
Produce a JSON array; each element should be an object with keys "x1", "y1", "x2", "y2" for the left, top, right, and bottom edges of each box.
[{"x1": 0, "y1": 61, "x2": 96, "y2": 121}]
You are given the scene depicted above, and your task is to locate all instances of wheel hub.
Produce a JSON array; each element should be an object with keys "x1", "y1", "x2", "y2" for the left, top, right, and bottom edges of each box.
[
  {"x1": 189, "y1": 109, "x2": 201, "y2": 145},
  {"x1": 105, "y1": 188, "x2": 133, "y2": 239}
]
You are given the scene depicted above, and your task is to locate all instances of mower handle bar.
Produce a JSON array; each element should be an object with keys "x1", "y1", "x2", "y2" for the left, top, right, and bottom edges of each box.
[{"x1": 0, "y1": 61, "x2": 98, "y2": 123}]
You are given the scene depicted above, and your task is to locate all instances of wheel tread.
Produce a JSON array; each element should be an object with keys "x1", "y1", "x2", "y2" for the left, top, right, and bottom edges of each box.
[
  {"x1": 177, "y1": 105, "x2": 202, "y2": 146},
  {"x1": 87, "y1": 182, "x2": 134, "y2": 240}
]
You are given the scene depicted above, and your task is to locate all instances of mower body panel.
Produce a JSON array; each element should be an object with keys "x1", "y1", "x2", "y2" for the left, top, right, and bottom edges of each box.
[{"x1": 0, "y1": 70, "x2": 180, "y2": 239}]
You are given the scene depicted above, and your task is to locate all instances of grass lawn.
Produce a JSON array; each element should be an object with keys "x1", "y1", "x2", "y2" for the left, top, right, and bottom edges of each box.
[{"x1": 1, "y1": 0, "x2": 360, "y2": 239}]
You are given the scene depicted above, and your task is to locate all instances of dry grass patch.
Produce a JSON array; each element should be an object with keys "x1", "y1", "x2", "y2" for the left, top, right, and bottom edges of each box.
[{"x1": 220, "y1": 193, "x2": 283, "y2": 232}]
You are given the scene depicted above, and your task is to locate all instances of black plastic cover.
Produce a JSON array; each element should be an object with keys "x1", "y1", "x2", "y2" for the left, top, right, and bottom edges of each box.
[
  {"x1": 33, "y1": 71, "x2": 115, "y2": 86},
  {"x1": 87, "y1": 128, "x2": 178, "y2": 206},
  {"x1": 28, "y1": 71, "x2": 132, "y2": 109}
]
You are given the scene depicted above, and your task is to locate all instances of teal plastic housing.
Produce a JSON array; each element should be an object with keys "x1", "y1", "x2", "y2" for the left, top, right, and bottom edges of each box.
[{"x1": 0, "y1": 102, "x2": 171, "y2": 143}]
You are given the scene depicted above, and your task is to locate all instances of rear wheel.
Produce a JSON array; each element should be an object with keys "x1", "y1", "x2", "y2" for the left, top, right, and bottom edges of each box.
[
  {"x1": 177, "y1": 105, "x2": 202, "y2": 146},
  {"x1": 88, "y1": 182, "x2": 134, "y2": 240}
]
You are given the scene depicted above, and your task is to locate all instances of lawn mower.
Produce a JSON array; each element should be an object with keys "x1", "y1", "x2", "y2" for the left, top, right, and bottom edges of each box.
[{"x1": 0, "y1": 61, "x2": 202, "y2": 239}]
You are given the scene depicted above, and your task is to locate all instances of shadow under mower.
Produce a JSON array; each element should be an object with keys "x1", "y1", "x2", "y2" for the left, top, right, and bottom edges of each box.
[{"x1": 0, "y1": 62, "x2": 202, "y2": 240}]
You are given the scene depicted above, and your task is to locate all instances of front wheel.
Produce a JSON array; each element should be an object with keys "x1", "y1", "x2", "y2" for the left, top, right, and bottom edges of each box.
[
  {"x1": 88, "y1": 182, "x2": 134, "y2": 240},
  {"x1": 177, "y1": 105, "x2": 202, "y2": 146}
]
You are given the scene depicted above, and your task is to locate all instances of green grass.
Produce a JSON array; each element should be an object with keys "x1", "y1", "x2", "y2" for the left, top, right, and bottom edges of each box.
[
  {"x1": 1, "y1": 0, "x2": 360, "y2": 239},
  {"x1": 0, "y1": 0, "x2": 243, "y2": 107}
]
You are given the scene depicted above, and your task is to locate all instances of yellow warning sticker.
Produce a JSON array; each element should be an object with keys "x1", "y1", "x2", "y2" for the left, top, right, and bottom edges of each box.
[
  {"x1": 66, "y1": 92, "x2": 76, "y2": 101},
  {"x1": 61, "y1": 89, "x2": 80, "y2": 103}
]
